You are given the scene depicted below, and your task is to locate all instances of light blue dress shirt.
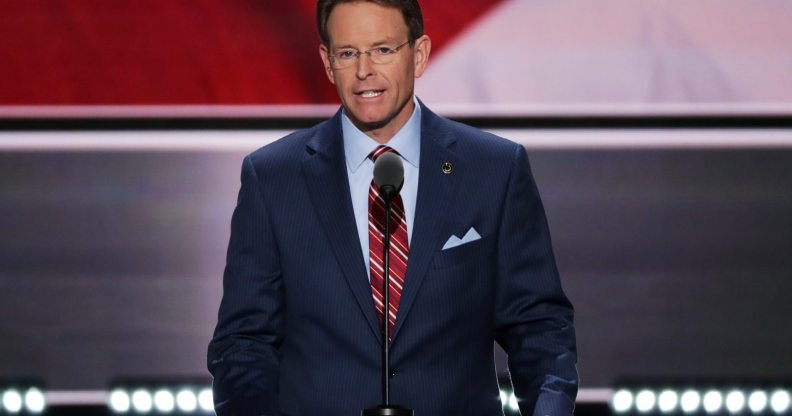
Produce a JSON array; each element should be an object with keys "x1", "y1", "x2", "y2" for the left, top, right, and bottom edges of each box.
[{"x1": 342, "y1": 98, "x2": 421, "y2": 281}]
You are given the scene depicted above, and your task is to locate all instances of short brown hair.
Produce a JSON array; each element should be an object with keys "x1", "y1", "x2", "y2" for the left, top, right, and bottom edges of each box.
[{"x1": 317, "y1": 0, "x2": 424, "y2": 46}]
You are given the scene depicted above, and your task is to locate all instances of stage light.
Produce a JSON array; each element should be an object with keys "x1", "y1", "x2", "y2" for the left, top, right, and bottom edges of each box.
[
  {"x1": 657, "y1": 389, "x2": 678, "y2": 413},
  {"x1": 500, "y1": 390, "x2": 509, "y2": 406},
  {"x1": 109, "y1": 389, "x2": 131, "y2": 413},
  {"x1": 748, "y1": 390, "x2": 768, "y2": 413},
  {"x1": 152, "y1": 390, "x2": 174, "y2": 413},
  {"x1": 611, "y1": 389, "x2": 633, "y2": 413},
  {"x1": 770, "y1": 389, "x2": 791, "y2": 413},
  {"x1": 130, "y1": 389, "x2": 153, "y2": 413},
  {"x1": 197, "y1": 388, "x2": 213, "y2": 412},
  {"x1": 23, "y1": 388, "x2": 45, "y2": 414},
  {"x1": 725, "y1": 390, "x2": 745, "y2": 413},
  {"x1": 679, "y1": 390, "x2": 701, "y2": 413},
  {"x1": 508, "y1": 392, "x2": 519, "y2": 411},
  {"x1": 635, "y1": 389, "x2": 656, "y2": 413},
  {"x1": 175, "y1": 389, "x2": 197, "y2": 412},
  {"x1": 702, "y1": 390, "x2": 723, "y2": 414},
  {"x1": 2, "y1": 390, "x2": 23, "y2": 413}
]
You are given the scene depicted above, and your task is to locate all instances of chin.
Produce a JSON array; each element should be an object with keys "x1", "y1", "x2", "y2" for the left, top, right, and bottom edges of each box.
[
  {"x1": 351, "y1": 109, "x2": 391, "y2": 129},
  {"x1": 359, "y1": 117, "x2": 391, "y2": 131}
]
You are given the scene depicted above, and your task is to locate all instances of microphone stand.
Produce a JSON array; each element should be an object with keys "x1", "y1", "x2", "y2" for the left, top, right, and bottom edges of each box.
[{"x1": 362, "y1": 185, "x2": 413, "y2": 416}]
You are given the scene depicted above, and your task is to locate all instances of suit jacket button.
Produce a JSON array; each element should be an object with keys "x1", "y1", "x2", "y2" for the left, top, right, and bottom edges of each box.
[{"x1": 389, "y1": 369, "x2": 397, "y2": 378}]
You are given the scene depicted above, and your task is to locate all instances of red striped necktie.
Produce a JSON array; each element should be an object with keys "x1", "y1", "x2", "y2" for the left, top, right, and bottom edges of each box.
[{"x1": 368, "y1": 145, "x2": 409, "y2": 340}]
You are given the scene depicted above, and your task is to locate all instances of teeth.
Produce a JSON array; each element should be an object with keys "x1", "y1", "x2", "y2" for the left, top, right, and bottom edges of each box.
[{"x1": 360, "y1": 90, "x2": 382, "y2": 98}]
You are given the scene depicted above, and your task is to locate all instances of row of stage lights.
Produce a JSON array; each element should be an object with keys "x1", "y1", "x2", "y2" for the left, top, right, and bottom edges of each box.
[
  {"x1": 0, "y1": 384, "x2": 525, "y2": 415},
  {"x1": 612, "y1": 387, "x2": 792, "y2": 414},
  {"x1": 0, "y1": 383, "x2": 521, "y2": 415},
  {"x1": 108, "y1": 387, "x2": 214, "y2": 414},
  {"x1": 0, "y1": 385, "x2": 522, "y2": 415},
  {"x1": 0, "y1": 388, "x2": 46, "y2": 414},
  {"x1": 5, "y1": 379, "x2": 791, "y2": 415},
  {"x1": 0, "y1": 383, "x2": 214, "y2": 415}
]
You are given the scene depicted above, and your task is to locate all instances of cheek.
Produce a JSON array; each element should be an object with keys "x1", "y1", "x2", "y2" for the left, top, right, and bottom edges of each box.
[
  {"x1": 392, "y1": 63, "x2": 414, "y2": 90},
  {"x1": 333, "y1": 73, "x2": 354, "y2": 91}
]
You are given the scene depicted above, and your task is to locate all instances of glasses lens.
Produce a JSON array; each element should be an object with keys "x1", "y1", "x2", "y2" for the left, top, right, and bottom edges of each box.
[
  {"x1": 370, "y1": 52, "x2": 396, "y2": 65},
  {"x1": 331, "y1": 55, "x2": 354, "y2": 69},
  {"x1": 330, "y1": 42, "x2": 408, "y2": 69},
  {"x1": 331, "y1": 59, "x2": 348, "y2": 69}
]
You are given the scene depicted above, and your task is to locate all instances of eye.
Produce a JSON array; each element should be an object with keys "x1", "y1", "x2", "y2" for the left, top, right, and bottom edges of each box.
[
  {"x1": 336, "y1": 50, "x2": 357, "y2": 59},
  {"x1": 375, "y1": 47, "x2": 395, "y2": 55}
]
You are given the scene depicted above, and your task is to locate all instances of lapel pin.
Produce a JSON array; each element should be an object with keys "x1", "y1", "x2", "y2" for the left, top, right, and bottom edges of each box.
[{"x1": 441, "y1": 162, "x2": 453, "y2": 174}]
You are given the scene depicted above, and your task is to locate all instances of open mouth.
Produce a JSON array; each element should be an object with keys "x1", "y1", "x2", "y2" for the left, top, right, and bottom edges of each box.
[{"x1": 356, "y1": 90, "x2": 384, "y2": 98}]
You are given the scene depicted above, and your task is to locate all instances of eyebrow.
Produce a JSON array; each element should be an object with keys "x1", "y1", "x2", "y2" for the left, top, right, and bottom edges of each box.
[
  {"x1": 370, "y1": 39, "x2": 397, "y2": 47},
  {"x1": 333, "y1": 43, "x2": 357, "y2": 50}
]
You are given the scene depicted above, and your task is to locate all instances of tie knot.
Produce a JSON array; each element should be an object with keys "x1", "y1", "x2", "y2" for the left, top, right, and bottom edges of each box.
[{"x1": 368, "y1": 145, "x2": 399, "y2": 162}]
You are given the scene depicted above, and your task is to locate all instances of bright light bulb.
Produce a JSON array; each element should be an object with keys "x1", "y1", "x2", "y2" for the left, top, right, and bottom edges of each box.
[
  {"x1": 109, "y1": 389, "x2": 131, "y2": 413},
  {"x1": 657, "y1": 389, "x2": 679, "y2": 413},
  {"x1": 153, "y1": 389, "x2": 175, "y2": 412},
  {"x1": 198, "y1": 388, "x2": 214, "y2": 412},
  {"x1": 175, "y1": 390, "x2": 197, "y2": 412},
  {"x1": 703, "y1": 390, "x2": 723, "y2": 413},
  {"x1": 508, "y1": 392, "x2": 519, "y2": 411},
  {"x1": 680, "y1": 390, "x2": 701, "y2": 413},
  {"x1": 2, "y1": 390, "x2": 24, "y2": 413},
  {"x1": 611, "y1": 389, "x2": 633, "y2": 413},
  {"x1": 770, "y1": 390, "x2": 791, "y2": 413},
  {"x1": 24, "y1": 388, "x2": 46, "y2": 413},
  {"x1": 748, "y1": 391, "x2": 768, "y2": 413},
  {"x1": 131, "y1": 389, "x2": 153, "y2": 413},
  {"x1": 725, "y1": 390, "x2": 745, "y2": 413},
  {"x1": 635, "y1": 389, "x2": 656, "y2": 413}
]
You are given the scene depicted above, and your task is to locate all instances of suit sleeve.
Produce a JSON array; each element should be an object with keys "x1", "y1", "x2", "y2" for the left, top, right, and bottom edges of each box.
[
  {"x1": 207, "y1": 155, "x2": 284, "y2": 416},
  {"x1": 493, "y1": 145, "x2": 579, "y2": 416}
]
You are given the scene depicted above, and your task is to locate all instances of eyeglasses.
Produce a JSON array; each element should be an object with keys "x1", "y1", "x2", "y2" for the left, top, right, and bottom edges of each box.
[{"x1": 328, "y1": 40, "x2": 411, "y2": 69}]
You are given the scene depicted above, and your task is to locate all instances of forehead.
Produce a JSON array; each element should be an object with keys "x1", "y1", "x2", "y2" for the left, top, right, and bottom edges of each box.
[{"x1": 326, "y1": 2, "x2": 409, "y2": 47}]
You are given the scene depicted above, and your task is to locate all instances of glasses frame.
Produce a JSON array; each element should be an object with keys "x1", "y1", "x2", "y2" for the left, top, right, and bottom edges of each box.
[{"x1": 328, "y1": 40, "x2": 412, "y2": 69}]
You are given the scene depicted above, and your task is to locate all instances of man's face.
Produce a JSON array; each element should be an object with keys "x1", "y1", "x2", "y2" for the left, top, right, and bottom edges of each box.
[{"x1": 319, "y1": 2, "x2": 430, "y2": 139}]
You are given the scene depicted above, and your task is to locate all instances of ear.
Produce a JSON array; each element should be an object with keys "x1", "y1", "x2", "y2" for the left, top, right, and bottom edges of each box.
[
  {"x1": 412, "y1": 35, "x2": 432, "y2": 78},
  {"x1": 319, "y1": 44, "x2": 336, "y2": 85}
]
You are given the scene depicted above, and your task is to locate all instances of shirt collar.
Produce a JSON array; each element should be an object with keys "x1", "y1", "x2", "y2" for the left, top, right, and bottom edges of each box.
[{"x1": 342, "y1": 96, "x2": 422, "y2": 173}]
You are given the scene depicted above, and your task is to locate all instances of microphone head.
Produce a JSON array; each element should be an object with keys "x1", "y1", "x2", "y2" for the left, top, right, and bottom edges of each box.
[{"x1": 373, "y1": 151, "x2": 404, "y2": 196}]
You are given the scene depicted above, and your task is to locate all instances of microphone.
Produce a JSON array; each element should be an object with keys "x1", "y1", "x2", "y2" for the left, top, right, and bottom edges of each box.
[
  {"x1": 363, "y1": 152, "x2": 413, "y2": 416},
  {"x1": 373, "y1": 151, "x2": 404, "y2": 202}
]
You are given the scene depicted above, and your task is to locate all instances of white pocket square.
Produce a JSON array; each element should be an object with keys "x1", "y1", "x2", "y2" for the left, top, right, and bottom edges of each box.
[{"x1": 442, "y1": 227, "x2": 482, "y2": 250}]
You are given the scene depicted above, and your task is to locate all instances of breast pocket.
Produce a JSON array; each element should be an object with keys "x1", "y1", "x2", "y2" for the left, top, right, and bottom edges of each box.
[{"x1": 431, "y1": 235, "x2": 496, "y2": 269}]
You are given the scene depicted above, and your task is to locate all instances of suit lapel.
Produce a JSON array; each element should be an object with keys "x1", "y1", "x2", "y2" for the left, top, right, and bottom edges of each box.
[
  {"x1": 392, "y1": 103, "x2": 463, "y2": 341},
  {"x1": 302, "y1": 112, "x2": 383, "y2": 344}
]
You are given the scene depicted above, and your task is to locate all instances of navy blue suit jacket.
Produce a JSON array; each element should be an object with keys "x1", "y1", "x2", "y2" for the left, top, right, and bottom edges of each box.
[{"x1": 208, "y1": 103, "x2": 578, "y2": 416}]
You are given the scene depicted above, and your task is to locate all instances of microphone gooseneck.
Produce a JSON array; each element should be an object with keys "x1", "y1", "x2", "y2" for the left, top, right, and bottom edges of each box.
[{"x1": 363, "y1": 151, "x2": 413, "y2": 416}]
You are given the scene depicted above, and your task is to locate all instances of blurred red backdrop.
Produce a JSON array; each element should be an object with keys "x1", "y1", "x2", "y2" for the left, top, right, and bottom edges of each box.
[{"x1": 0, "y1": 0, "x2": 504, "y2": 104}]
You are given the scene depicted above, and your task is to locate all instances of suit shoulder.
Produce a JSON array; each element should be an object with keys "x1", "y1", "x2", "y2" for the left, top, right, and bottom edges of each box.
[
  {"x1": 246, "y1": 126, "x2": 312, "y2": 162},
  {"x1": 243, "y1": 118, "x2": 333, "y2": 171}
]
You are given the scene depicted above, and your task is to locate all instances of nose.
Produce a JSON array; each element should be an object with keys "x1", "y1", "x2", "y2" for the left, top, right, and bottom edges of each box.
[{"x1": 355, "y1": 53, "x2": 374, "y2": 80}]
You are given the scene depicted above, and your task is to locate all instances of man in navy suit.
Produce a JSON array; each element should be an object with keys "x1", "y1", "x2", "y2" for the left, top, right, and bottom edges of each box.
[{"x1": 208, "y1": 1, "x2": 578, "y2": 415}]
